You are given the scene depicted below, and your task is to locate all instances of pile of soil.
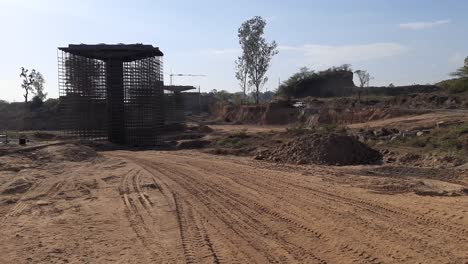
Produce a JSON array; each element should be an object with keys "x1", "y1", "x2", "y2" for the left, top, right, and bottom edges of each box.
[
  {"x1": 38, "y1": 144, "x2": 98, "y2": 162},
  {"x1": 260, "y1": 133, "x2": 382, "y2": 165}
]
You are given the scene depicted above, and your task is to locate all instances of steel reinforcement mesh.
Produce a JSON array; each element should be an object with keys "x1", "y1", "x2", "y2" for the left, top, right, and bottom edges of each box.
[
  {"x1": 58, "y1": 50, "x2": 165, "y2": 145},
  {"x1": 164, "y1": 92, "x2": 185, "y2": 126},
  {"x1": 123, "y1": 58, "x2": 164, "y2": 145},
  {"x1": 58, "y1": 50, "x2": 108, "y2": 139}
]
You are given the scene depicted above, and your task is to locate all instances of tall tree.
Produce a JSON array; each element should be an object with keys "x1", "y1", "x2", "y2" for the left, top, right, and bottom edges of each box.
[
  {"x1": 238, "y1": 16, "x2": 278, "y2": 104},
  {"x1": 20, "y1": 67, "x2": 46, "y2": 103},
  {"x1": 31, "y1": 71, "x2": 47, "y2": 101},
  {"x1": 354, "y1": 70, "x2": 371, "y2": 101},
  {"x1": 235, "y1": 56, "x2": 249, "y2": 102},
  {"x1": 19, "y1": 67, "x2": 35, "y2": 103},
  {"x1": 354, "y1": 70, "x2": 371, "y2": 88},
  {"x1": 451, "y1": 56, "x2": 468, "y2": 78}
]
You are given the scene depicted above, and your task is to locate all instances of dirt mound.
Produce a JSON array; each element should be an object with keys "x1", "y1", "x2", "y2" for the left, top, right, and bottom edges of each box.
[
  {"x1": 38, "y1": 144, "x2": 98, "y2": 162},
  {"x1": 260, "y1": 133, "x2": 382, "y2": 165}
]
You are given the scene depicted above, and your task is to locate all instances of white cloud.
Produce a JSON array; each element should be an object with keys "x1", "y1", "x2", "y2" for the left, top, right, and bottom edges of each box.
[
  {"x1": 399, "y1": 19, "x2": 451, "y2": 30},
  {"x1": 278, "y1": 42, "x2": 407, "y2": 67}
]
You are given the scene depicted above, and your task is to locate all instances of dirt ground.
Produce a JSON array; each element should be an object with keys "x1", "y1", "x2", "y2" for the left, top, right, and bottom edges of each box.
[
  {"x1": 348, "y1": 110, "x2": 468, "y2": 131},
  {"x1": 0, "y1": 144, "x2": 467, "y2": 264}
]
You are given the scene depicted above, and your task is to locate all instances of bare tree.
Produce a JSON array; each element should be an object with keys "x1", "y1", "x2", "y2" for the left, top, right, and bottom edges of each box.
[
  {"x1": 238, "y1": 16, "x2": 278, "y2": 104},
  {"x1": 355, "y1": 70, "x2": 371, "y2": 87},
  {"x1": 235, "y1": 56, "x2": 249, "y2": 103},
  {"x1": 354, "y1": 70, "x2": 371, "y2": 101}
]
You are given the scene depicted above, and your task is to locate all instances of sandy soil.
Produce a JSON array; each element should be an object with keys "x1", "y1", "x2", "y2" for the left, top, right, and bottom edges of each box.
[
  {"x1": 348, "y1": 110, "x2": 468, "y2": 131},
  {"x1": 0, "y1": 146, "x2": 467, "y2": 264}
]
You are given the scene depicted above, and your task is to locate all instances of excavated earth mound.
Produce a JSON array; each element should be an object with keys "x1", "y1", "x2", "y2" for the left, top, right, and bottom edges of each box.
[
  {"x1": 41, "y1": 144, "x2": 98, "y2": 162},
  {"x1": 263, "y1": 133, "x2": 383, "y2": 165}
]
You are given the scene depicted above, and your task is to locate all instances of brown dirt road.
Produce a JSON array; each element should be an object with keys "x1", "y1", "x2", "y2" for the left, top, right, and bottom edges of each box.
[{"x1": 1, "y1": 149, "x2": 467, "y2": 263}]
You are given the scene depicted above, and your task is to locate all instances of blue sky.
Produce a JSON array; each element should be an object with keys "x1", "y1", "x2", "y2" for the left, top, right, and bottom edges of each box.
[{"x1": 1, "y1": 0, "x2": 467, "y2": 102}]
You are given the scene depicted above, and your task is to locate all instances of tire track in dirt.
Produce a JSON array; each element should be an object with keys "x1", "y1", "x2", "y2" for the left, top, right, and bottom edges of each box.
[
  {"x1": 130, "y1": 156, "x2": 385, "y2": 263},
  {"x1": 135, "y1": 162, "x2": 234, "y2": 264},
  {"x1": 131, "y1": 158, "x2": 301, "y2": 263},
  {"x1": 167, "y1": 154, "x2": 468, "y2": 263},
  {"x1": 1, "y1": 178, "x2": 65, "y2": 225},
  {"x1": 138, "y1": 163, "x2": 282, "y2": 263},
  {"x1": 200, "y1": 158, "x2": 468, "y2": 238},
  {"x1": 192, "y1": 159, "x2": 467, "y2": 263},
  {"x1": 109, "y1": 151, "x2": 468, "y2": 264},
  {"x1": 118, "y1": 168, "x2": 185, "y2": 263},
  {"x1": 133, "y1": 157, "x2": 371, "y2": 264},
  {"x1": 154, "y1": 162, "x2": 381, "y2": 264},
  {"x1": 173, "y1": 194, "x2": 222, "y2": 264}
]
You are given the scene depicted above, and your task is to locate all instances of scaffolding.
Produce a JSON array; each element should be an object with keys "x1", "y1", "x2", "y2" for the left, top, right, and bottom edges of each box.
[{"x1": 58, "y1": 44, "x2": 165, "y2": 145}]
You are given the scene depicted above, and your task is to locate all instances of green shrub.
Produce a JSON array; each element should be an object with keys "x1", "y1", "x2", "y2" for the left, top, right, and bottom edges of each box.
[
  {"x1": 217, "y1": 129, "x2": 251, "y2": 149},
  {"x1": 231, "y1": 129, "x2": 249, "y2": 139},
  {"x1": 391, "y1": 123, "x2": 468, "y2": 153},
  {"x1": 455, "y1": 123, "x2": 468, "y2": 135},
  {"x1": 438, "y1": 78, "x2": 468, "y2": 94}
]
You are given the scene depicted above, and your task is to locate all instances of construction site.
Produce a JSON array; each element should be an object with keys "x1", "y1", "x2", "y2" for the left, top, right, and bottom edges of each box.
[{"x1": 1, "y1": 10, "x2": 468, "y2": 262}]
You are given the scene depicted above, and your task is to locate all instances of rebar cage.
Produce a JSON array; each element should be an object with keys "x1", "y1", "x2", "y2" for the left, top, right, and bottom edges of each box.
[
  {"x1": 164, "y1": 91, "x2": 185, "y2": 126},
  {"x1": 58, "y1": 44, "x2": 165, "y2": 145}
]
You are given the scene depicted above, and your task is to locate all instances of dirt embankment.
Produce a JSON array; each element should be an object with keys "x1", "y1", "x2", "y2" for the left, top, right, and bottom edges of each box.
[
  {"x1": 301, "y1": 105, "x2": 421, "y2": 127},
  {"x1": 212, "y1": 93, "x2": 468, "y2": 128},
  {"x1": 212, "y1": 101, "x2": 299, "y2": 125}
]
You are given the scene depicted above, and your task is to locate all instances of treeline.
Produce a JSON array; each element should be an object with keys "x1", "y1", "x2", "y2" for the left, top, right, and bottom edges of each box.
[
  {"x1": 275, "y1": 65, "x2": 355, "y2": 98},
  {"x1": 359, "y1": 85, "x2": 441, "y2": 96},
  {"x1": 0, "y1": 99, "x2": 60, "y2": 131},
  {"x1": 210, "y1": 90, "x2": 275, "y2": 104}
]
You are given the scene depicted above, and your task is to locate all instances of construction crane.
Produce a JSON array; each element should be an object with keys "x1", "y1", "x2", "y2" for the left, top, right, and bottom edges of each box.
[{"x1": 168, "y1": 73, "x2": 206, "y2": 85}]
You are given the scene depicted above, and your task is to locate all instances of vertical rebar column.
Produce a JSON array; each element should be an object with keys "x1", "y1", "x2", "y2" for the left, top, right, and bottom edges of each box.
[{"x1": 106, "y1": 60, "x2": 125, "y2": 144}]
